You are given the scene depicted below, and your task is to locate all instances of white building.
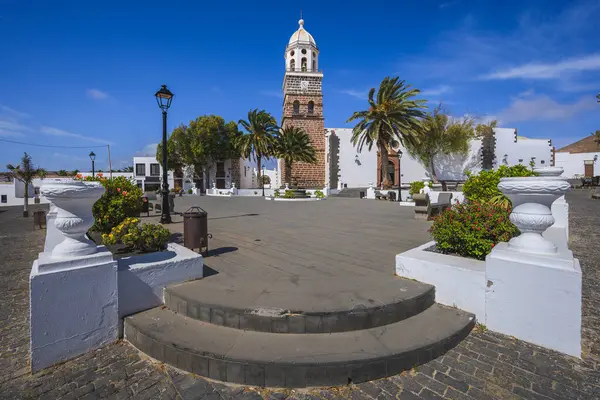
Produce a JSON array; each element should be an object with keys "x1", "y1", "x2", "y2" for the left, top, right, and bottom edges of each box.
[
  {"x1": 326, "y1": 127, "x2": 553, "y2": 190},
  {"x1": 132, "y1": 156, "x2": 175, "y2": 193},
  {"x1": 554, "y1": 134, "x2": 600, "y2": 178}
]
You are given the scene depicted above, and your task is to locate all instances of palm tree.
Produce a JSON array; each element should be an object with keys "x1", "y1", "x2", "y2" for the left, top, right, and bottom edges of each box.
[
  {"x1": 406, "y1": 105, "x2": 475, "y2": 190},
  {"x1": 593, "y1": 130, "x2": 600, "y2": 147},
  {"x1": 7, "y1": 152, "x2": 46, "y2": 217},
  {"x1": 347, "y1": 77, "x2": 426, "y2": 188},
  {"x1": 238, "y1": 109, "x2": 279, "y2": 191},
  {"x1": 275, "y1": 126, "x2": 317, "y2": 185}
]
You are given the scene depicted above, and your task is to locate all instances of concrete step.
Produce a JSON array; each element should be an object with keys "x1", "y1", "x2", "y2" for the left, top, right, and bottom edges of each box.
[
  {"x1": 329, "y1": 188, "x2": 368, "y2": 198},
  {"x1": 124, "y1": 305, "x2": 474, "y2": 388},
  {"x1": 164, "y1": 275, "x2": 435, "y2": 333}
]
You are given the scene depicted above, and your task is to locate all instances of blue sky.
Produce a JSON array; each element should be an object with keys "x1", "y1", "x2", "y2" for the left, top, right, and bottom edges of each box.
[{"x1": 1, "y1": 0, "x2": 599, "y2": 171}]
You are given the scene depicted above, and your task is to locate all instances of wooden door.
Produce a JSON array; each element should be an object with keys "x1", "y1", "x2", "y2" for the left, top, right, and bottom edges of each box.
[
  {"x1": 216, "y1": 162, "x2": 226, "y2": 189},
  {"x1": 584, "y1": 162, "x2": 594, "y2": 177}
]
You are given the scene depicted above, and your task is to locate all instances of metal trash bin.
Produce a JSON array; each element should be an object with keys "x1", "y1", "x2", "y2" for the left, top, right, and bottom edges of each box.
[
  {"x1": 33, "y1": 210, "x2": 46, "y2": 229},
  {"x1": 183, "y1": 206, "x2": 210, "y2": 256}
]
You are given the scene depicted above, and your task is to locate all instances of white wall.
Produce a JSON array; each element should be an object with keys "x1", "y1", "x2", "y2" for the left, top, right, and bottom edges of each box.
[
  {"x1": 494, "y1": 128, "x2": 552, "y2": 168},
  {"x1": 327, "y1": 128, "x2": 378, "y2": 188},
  {"x1": 555, "y1": 152, "x2": 600, "y2": 178},
  {"x1": 240, "y1": 158, "x2": 279, "y2": 189},
  {"x1": 132, "y1": 156, "x2": 174, "y2": 192}
]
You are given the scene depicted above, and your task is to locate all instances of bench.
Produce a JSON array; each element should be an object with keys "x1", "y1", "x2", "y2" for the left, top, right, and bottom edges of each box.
[{"x1": 413, "y1": 193, "x2": 453, "y2": 220}]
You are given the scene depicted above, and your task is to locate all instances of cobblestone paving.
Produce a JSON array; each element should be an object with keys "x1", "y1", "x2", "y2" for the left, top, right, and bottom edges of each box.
[{"x1": 1, "y1": 191, "x2": 599, "y2": 399}]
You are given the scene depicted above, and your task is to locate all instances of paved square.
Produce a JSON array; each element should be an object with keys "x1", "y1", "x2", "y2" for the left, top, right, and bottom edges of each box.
[{"x1": 1, "y1": 193, "x2": 599, "y2": 399}]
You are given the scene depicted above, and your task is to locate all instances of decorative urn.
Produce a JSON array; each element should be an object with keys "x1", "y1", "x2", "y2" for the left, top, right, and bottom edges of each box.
[
  {"x1": 40, "y1": 179, "x2": 105, "y2": 258},
  {"x1": 498, "y1": 167, "x2": 570, "y2": 254}
]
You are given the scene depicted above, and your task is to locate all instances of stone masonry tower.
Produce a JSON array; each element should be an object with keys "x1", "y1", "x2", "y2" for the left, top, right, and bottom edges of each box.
[{"x1": 280, "y1": 18, "x2": 325, "y2": 188}]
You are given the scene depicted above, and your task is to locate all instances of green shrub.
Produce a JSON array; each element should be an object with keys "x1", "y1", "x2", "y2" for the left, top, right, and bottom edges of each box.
[
  {"x1": 409, "y1": 181, "x2": 432, "y2": 196},
  {"x1": 91, "y1": 176, "x2": 143, "y2": 233},
  {"x1": 462, "y1": 165, "x2": 535, "y2": 204},
  {"x1": 430, "y1": 201, "x2": 519, "y2": 260},
  {"x1": 314, "y1": 189, "x2": 324, "y2": 199},
  {"x1": 102, "y1": 217, "x2": 170, "y2": 252},
  {"x1": 187, "y1": 188, "x2": 193, "y2": 194},
  {"x1": 274, "y1": 189, "x2": 280, "y2": 198},
  {"x1": 283, "y1": 190, "x2": 296, "y2": 199}
]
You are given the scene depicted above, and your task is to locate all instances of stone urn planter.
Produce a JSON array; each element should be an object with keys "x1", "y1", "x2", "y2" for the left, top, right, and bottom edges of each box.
[
  {"x1": 498, "y1": 167, "x2": 570, "y2": 254},
  {"x1": 40, "y1": 179, "x2": 105, "y2": 258}
]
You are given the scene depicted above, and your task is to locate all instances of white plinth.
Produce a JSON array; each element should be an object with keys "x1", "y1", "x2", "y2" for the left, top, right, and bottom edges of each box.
[
  {"x1": 396, "y1": 241, "x2": 486, "y2": 318},
  {"x1": 485, "y1": 242, "x2": 582, "y2": 357},
  {"x1": 117, "y1": 243, "x2": 203, "y2": 318},
  {"x1": 30, "y1": 247, "x2": 118, "y2": 372},
  {"x1": 43, "y1": 206, "x2": 62, "y2": 253},
  {"x1": 366, "y1": 185, "x2": 376, "y2": 199}
]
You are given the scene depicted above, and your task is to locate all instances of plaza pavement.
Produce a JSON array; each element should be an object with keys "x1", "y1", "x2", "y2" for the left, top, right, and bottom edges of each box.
[{"x1": 0, "y1": 192, "x2": 599, "y2": 399}]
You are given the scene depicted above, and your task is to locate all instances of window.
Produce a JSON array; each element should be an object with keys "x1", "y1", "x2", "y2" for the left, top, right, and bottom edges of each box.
[
  {"x1": 301, "y1": 57, "x2": 307, "y2": 71},
  {"x1": 1, "y1": 195, "x2": 6, "y2": 203},
  {"x1": 135, "y1": 163, "x2": 146, "y2": 176},
  {"x1": 290, "y1": 50, "x2": 295, "y2": 57},
  {"x1": 541, "y1": 160, "x2": 545, "y2": 164},
  {"x1": 312, "y1": 51, "x2": 316, "y2": 57},
  {"x1": 307, "y1": 101, "x2": 314, "y2": 115},
  {"x1": 136, "y1": 180, "x2": 143, "y2": 188},
  {"x1": 518, "y1": 159, "x2": 523, "y2": 163},
  {"x1": 301, "y1": 49, "x2": 307, "y2": 54},
  {"x1": 150, "y1": 163, "x2": 160, "y2": 176},
  {"x1": 312, "y1": 60, "x2": 316, "y2": 71},
  {"x1": 290, "y1": 59, "x2": 295, "y2": 70},
  {"x1": 293, "y1": 100, "x2": 300, "y2": 115}
]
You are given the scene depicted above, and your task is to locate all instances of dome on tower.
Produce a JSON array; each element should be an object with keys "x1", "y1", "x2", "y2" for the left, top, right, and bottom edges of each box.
[{"x1": 288, "y1": 19, "x2": 316, "y2": 47}]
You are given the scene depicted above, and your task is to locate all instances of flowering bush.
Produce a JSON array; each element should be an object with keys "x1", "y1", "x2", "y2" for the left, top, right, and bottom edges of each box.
[
  {"x1": 89, "y1": 176, "x2": 143, "y2": 233},
  {"x1": 102, "y1": 217, "x2": 170, "y2": 252},
  {"x1": 430, "y1": 201, "x2": 519, "y2": 260},
  {"x1": 462, "y1": 165, "x2": 534, "y2": 204}
]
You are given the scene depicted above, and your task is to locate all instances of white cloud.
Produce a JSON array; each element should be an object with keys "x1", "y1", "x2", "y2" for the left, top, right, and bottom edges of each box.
[
  {"x1": 499, "y1": 95, "x2": 594, "y2": 123},
  {"x1": 0, "y1": 106, "x2": 33, "y2": 137},
  {"x1": 481, "y1": 54, "x2": 600, "y2": 80},
  {"x1": 259, "y1": 90, "x2": 283, "y2": 99},
  {"x1": 135, "y1": 143, "x2": 158, "y2": 157},
  {"x1": 421, "y1": 85, "x2": 453, "y2": 96},
  {"x1": 340, "y1": 89, "x2": 368, "y2": 99},
  {"x1": 86, "y1": 88, "x2": 111, "y2": 100},
  {"x1": 41, "y1": 126, "x2": 113, "y2": 145},
  {"x1": 0, "y1": 105, "x2": 31, "y2": 119}
]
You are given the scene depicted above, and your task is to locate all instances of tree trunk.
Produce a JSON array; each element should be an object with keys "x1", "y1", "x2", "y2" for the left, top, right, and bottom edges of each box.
[
  {"x1": 256, "y1": 156, "x2": 262, "y2": 188},
  {"x1": 285, "y1": 161, "x2": 292, "y2": 188},
  {"x1": 23, "y1": 180, "x2": 29, "y2": 217},
  {"x1": 430, "y1": 158, "x2": 437, "y2": 184},
  {"x1": 380, "y1": 144, "x2": 391, "y2": 189}
]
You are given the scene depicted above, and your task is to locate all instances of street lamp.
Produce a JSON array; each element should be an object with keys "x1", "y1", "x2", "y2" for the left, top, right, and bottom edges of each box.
[
  {"x1": 155, "y1": 84, "x2": 174, "y2": 224},
  {"x1": 398, "y1": 150, "x2": 403, "y2": 201},
  {"x1": 89, "y1": 151, "x2": 96, "y2": 177}
]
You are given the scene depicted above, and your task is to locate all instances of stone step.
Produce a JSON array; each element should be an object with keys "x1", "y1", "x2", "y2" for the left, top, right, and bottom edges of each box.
[
  {"x1": 125, "y1": 305, "x2": 474, "y2": 388},
  {"x1": 164, "y1": 275, "x2": 435, "y2": 333}
]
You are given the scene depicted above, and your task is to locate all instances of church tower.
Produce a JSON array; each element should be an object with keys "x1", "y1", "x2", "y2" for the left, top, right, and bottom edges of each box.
[{"x1": 280, "y1": 18, "x2": 325, "y2": 188}]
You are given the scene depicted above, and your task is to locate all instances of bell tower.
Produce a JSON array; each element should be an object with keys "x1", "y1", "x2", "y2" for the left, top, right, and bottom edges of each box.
[{"x1": 280, "y1": 18, "x2": 325, "y2": 188}]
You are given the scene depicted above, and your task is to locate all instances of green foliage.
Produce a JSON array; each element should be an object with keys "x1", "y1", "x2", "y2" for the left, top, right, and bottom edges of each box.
[
  {"x1": 6, "y1": 152, "x2": 46, "y2": 215},
  {"x1": 475, "y1": 120, "x2": 498, "y2": 170},
  {"x1": 430, "y1": 201, "x2": 519, "y2": 260},
  {"x1": 275, "y1": 126, "x2": 317, "y2": 185},
  {"x1": 462, "y1": 165, "x2": 535, "y2": 204},
  {"x1": 102, "y1": 217, "x2": 170, "y2": 253},
  {"x1": 57, "y1": 169, "x2": 69, "y2": 176},
  {"x1": 283, "y1": 190, "x2": 296, "y2": 199},
  {"x1": 274, "y1": 189, "x2": 280, "y2": 198},
  {"x1": 91, "y1": 176, "x2": 144, "y2": 233},
  {"x1": 314, "y1": 189, "x2": 324, "y2": 199},
  {"x1": 409, "y1": 181, "x2": 432, "y2": 196},
  {"x1": 404, "y1": 105, "x2": 475, "y2": 181},
  {"x1": 187, "y1": 188, "x2": 193, "y2": 194},
  {"x1": 158, "y1": 115, "x2": 242, "y2": 180},
  {"x1": 238, "y1": 109, "x2": 279, "y2": 187},
  {"x1": 347, "y1": 76, "x2": 427, "y2": 188},
  {"x1": 261, "y1": 175, "x2": 271, "y2": 184}
]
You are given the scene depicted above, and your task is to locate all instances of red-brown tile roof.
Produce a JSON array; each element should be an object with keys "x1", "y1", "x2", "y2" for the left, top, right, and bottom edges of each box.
[{"x1": 557, "y1": 134, "x2": 600, "y2": 153}]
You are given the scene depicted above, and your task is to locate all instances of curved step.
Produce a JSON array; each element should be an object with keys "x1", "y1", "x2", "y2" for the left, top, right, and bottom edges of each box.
[
  {"x1": 124, "y1": 305, "x2": 474, "y2": 388},
  {"x1": 165, "y1": 276, "x2": 435, "y2": 333}
]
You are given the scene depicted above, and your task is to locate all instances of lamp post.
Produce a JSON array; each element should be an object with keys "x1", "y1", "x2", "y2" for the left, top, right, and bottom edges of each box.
[
  {"x1": 89, "y1": 151, "x2": 96, "y2": 177},
  {"x1": 398, "y1": 150, "x2": 403, "y2": 202},
  {"x1": 155, "y1": 84, "x2": 174, "y2": 224}
]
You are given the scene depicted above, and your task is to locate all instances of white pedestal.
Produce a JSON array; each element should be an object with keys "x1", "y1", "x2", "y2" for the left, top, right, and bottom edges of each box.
[
  {"x1": 485, "y1": 242, "x2": 581, "y2": 357},
  {"x1": 30, "y1": 248, "x2": 119, "y2": 372},
  {"x1": 366, "y1": 185, "x2": 376, "y2": 199},
  {"x1": 43, "y1": 206, "x2": 62, "y2": 253},
  {"x1": 544, "y1": 196, "x2": 569, "y2": 251}
]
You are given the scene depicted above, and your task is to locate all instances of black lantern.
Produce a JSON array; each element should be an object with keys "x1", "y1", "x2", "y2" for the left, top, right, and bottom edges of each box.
[
  {"x1": 155, "y1": 85, "x2": 174, "y2": 224},
  {"x1": 89, "y1": 151, "x2": 96, "y2": 177},
  {"x1": 155, "y1": 85, "x2": 174, "y2": 111}
]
